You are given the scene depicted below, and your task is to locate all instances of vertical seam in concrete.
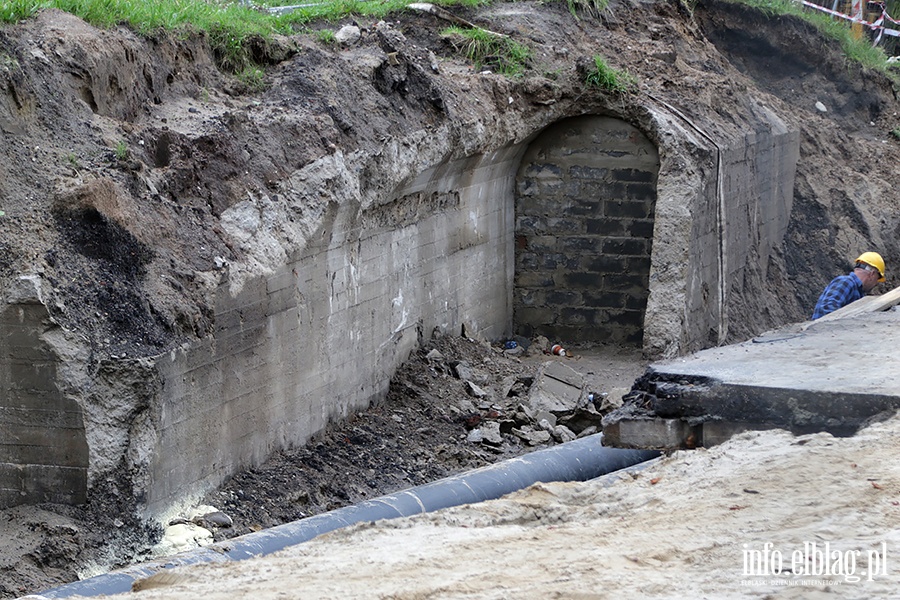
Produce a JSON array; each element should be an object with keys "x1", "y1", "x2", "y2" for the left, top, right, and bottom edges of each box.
[
  {"x1": 715, "y1": 141, "x2": 728, "y2": 344},
  {"x1": 647, "y1": 95, "x2": 727, "y2": 344}
]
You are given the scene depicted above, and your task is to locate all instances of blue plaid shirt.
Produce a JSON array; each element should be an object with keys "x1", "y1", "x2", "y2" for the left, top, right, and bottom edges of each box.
[{"x1": 811, "y1": 272, "x2": 864, "y2": 319}]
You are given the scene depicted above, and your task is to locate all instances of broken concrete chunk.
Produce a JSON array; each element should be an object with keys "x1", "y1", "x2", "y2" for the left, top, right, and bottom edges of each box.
[
  {"x1": 453, "y1": 361, "x2": 473, "y2": 380},
  {"x1": 454, "y1": 361, "x2": 489, "y2": 384},
  {"x1": 455, "y1": 398, "x2": 477, "y2": 414},
  {"x1": 480, "y1": 421, "x2": 503, "y2": 446},
  {"x1": 192, "y1": 510, "x2": 233, "y2": 529},
  {"x1": 543, "y1": 360, "x2": 584, "y2": 388},
  {"x1": 511, "y1": 427, "x2": 551, "y2": 446},
  {"x1": 535, "y1": 410, "x2": 557, "y2": 428},
  {"x1": 526, "y1": 361, "x2": 584, "y2": 415},
  {"x1": 504, "y1": 345, "x2": 525, "y2": 357},
  {"x1": 552, "y1": 425, "x2": 577, "y2": 443},
  {"x1": 602, "y1": 416, "x2": 695, "y2": 450},
  {"x1": 557, "y1": 406, "x2": 604, "y2": 435},
  {"x1": 425, "y1": 348, "x2": 444, "y2": 362},
  {"x1": 601, "y1": 387, "x2": 629, "y2": 411},
  {"x1": 499, "y1": 375, "x2": 518, "y2": 398},
  {"x1": 335, "y1": 25, "x2": 361, "y2": 45},
  {"x1": 532, "y1": 335, "x2": 551, "y2": 354},
  {"x1": 7, "y1": 274, "x2": 44, "y2": 304},
  {"x1": 465, "y1": 381, "x2": 488, "y2": 398},
  {"x1": 576, "y1": 425, "x2": 599, "y2": 438}
]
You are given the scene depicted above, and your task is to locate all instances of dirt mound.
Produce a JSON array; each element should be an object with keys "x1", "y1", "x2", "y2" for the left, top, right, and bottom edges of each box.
[
  {"x1": 0, "y1": 0, "x2": 898, "y2": 596},
  {"x1": 200, "y1": 333, "x2": 632, "y2": 540}
]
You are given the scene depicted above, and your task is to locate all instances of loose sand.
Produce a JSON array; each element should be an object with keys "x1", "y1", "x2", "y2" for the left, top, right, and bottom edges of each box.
[{"x1": 62, "y1": 414, "x2": 900, "y2": 600}]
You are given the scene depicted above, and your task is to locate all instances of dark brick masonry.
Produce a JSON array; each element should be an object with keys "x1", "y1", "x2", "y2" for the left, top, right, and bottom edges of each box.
[{"x1": 514, "y1": 116, "x2": 659, "y2": 346}]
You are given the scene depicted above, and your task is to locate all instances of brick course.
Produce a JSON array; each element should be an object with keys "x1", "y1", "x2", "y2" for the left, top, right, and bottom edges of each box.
[{"x1": 514, "y1": 116, "x2": 659, "y2": 345}]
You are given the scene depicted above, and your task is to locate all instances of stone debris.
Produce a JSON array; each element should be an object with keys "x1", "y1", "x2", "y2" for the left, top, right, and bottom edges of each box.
[
  {"x1": 153, "y1": 522, "x2": 212, "y2": 556},
  {"x1": 465, "y1": 380, "x2": 489, "y2": 399},
  {"x1": 190, "y1": 332, "x2": 642, "y2": 553},
  {"x1": 334, "y1": 25, "x2": 361, "y2": 46},
  {"x1": 552, "y1": 424, "x2": 577, "y2": 443},
  {"x1": 428, "y1": 336, "x2": 621, "y2": 452},
  {"x1": 194, "y1": 511, "x2": 233, "y2": 529}
]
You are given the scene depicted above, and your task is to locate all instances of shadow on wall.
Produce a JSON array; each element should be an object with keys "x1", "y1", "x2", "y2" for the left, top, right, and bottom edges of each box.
[
  {"x1": 513, "y1": 115, "x2": 659, "y2": 347},
  {"x1": 0, "y1": 294, "x2": 88, "y2": 509}
]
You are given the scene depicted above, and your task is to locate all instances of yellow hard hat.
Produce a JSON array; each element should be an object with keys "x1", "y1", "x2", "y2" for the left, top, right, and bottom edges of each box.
[{"x1": 855, "y1": 251, "x2": 885, "y2": 282}]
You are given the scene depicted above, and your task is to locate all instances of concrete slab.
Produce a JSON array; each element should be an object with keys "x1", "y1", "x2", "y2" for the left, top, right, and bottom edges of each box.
[
  {"x1": 602, "y1": 310, "x2": 900, "y2": 449},
  {"x1": 526, "y1": 361, "x2": 585, "y2": 415}
]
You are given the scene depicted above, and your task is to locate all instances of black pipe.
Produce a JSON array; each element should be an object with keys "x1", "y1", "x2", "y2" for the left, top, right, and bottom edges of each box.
[{"x1": 37, "y1": 435, "x2": 658, "y2": 598}]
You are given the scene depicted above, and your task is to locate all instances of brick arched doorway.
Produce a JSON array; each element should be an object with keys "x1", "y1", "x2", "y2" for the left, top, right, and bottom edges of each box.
[{"x1": 514, "y1": 115, "x2": 659, "y2": 346}]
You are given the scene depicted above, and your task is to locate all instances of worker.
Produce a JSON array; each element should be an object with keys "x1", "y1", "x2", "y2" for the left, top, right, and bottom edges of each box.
[{"x1": 811, "y1": 251, "x2": 885, "y2": 320}]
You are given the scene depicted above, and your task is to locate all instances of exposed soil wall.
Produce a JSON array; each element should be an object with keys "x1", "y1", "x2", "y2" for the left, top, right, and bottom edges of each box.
[{"x1": 0, "y1": 0, "x2": 898, "y2": 593}]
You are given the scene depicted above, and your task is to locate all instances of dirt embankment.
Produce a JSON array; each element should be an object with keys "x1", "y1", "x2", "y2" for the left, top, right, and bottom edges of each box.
[
  {"x1": 0, "y1": 0, "x2": 898, "y2": 596},
  {"x1": 1, "y1": 0, "x2": 897, "y2": 361}
]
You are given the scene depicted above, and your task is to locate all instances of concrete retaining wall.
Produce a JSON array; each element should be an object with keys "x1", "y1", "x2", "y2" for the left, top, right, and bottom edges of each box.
[
  {"x1": 144, "y1": 148, "x2": 517, "y2": 515},
  {"x1": 680, "y1": 125, "x2": 799, "y2": 353},
  {"x1": 0, "y1": 108, "x2": 799, "y2": 514},
  {"x1": 0, "y1": 279, "x2": 88, "y2": 507}
]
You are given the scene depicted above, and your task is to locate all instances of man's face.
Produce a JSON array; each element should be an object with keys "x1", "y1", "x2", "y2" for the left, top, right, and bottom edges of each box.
[{"x1": 858, "y1": 267, "x2": 881, "y2": 292}]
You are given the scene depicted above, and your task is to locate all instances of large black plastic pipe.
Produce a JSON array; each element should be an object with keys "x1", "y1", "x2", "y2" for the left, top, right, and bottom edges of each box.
[{"x1": 37, "y1": 435, "x2": 658, "y2": 598}]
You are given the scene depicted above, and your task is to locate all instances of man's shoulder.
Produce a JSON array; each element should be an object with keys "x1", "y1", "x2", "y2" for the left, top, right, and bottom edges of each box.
[{"x1": 827, "y1": 273, "x2": 859, "y2": 287}]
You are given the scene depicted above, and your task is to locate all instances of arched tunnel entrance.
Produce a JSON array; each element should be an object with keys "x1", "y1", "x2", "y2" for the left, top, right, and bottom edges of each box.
[{"x1": 513, "y1": 115, "x2": 660, "y2": 347}]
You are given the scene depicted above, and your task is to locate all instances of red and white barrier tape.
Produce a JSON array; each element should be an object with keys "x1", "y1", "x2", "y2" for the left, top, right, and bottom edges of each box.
[{"x1": 797, "y1": 0, "x2": 900, "y2": 42}]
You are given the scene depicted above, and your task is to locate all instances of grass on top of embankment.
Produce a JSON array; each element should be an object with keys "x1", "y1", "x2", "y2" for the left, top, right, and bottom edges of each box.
[
  {"x1": 0, "y1": 0, "x2": 490, "y2": 30},
  {"x1": 727, "y1": 0, "x2": 898, "y2": 80},
  {"x1": 0, "y1": 0, "x2": 491, "y2": 71}
]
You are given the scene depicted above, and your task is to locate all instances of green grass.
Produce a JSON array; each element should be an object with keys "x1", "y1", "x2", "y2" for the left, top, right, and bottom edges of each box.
[
  {"x1": 732, "y1": 0, "x2": 895, "y2": 78},
  {"x1": 584, "y1": 55, "x2": 635, "y2": 92},
  {"x1": 891, "y1": 127, "x2": 900, "y2": 140},
  {"x1": 114, "y1": 140, "x2": 129, "y2": 161},
  {"x1": 315, "y1": 28, "x2": 336, "y2": 45},
  {"x1": 0, "y1": 0, "x2": 490, "y2": 29},
  {"x1": 441, "y1": 25, "x2": 531, "y2": 76},
  {"x1": 565, "y1": 0, "x2": 608, "y2": 18},
  {"x1": 0, "y1": 0, "x2": 488, "y2": 72},
  {"x1": 235, "y1": 65, "x2": 266, "y2": 91}
]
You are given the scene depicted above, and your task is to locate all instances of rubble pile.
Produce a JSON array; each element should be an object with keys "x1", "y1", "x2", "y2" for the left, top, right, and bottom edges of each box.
[{"x1": 198, "y1": 332, "x2": 624, "y2": 542}]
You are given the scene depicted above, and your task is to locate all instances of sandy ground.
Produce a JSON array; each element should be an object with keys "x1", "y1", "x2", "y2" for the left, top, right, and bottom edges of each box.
[
  {"x1": 44, "y1": 412, "x2": 900, "y2": 599},
  {"x1": 0, "y1": 340, "x2": 650, "y2": 599}
]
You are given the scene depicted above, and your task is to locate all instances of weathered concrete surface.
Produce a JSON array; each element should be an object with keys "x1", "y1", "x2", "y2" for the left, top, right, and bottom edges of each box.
[
  {"x1": 5, "y1": 0, "x2": 898, "y2": 523},
  {"x1": 603, "y1": 310, "x2": 900, "y2": 449},
  {"x1": 0, "y1": 276, "x2": 88, "y2": 507},
  {"x1": 145, "y1": 147, "x2": 518, "y2": 516}
]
